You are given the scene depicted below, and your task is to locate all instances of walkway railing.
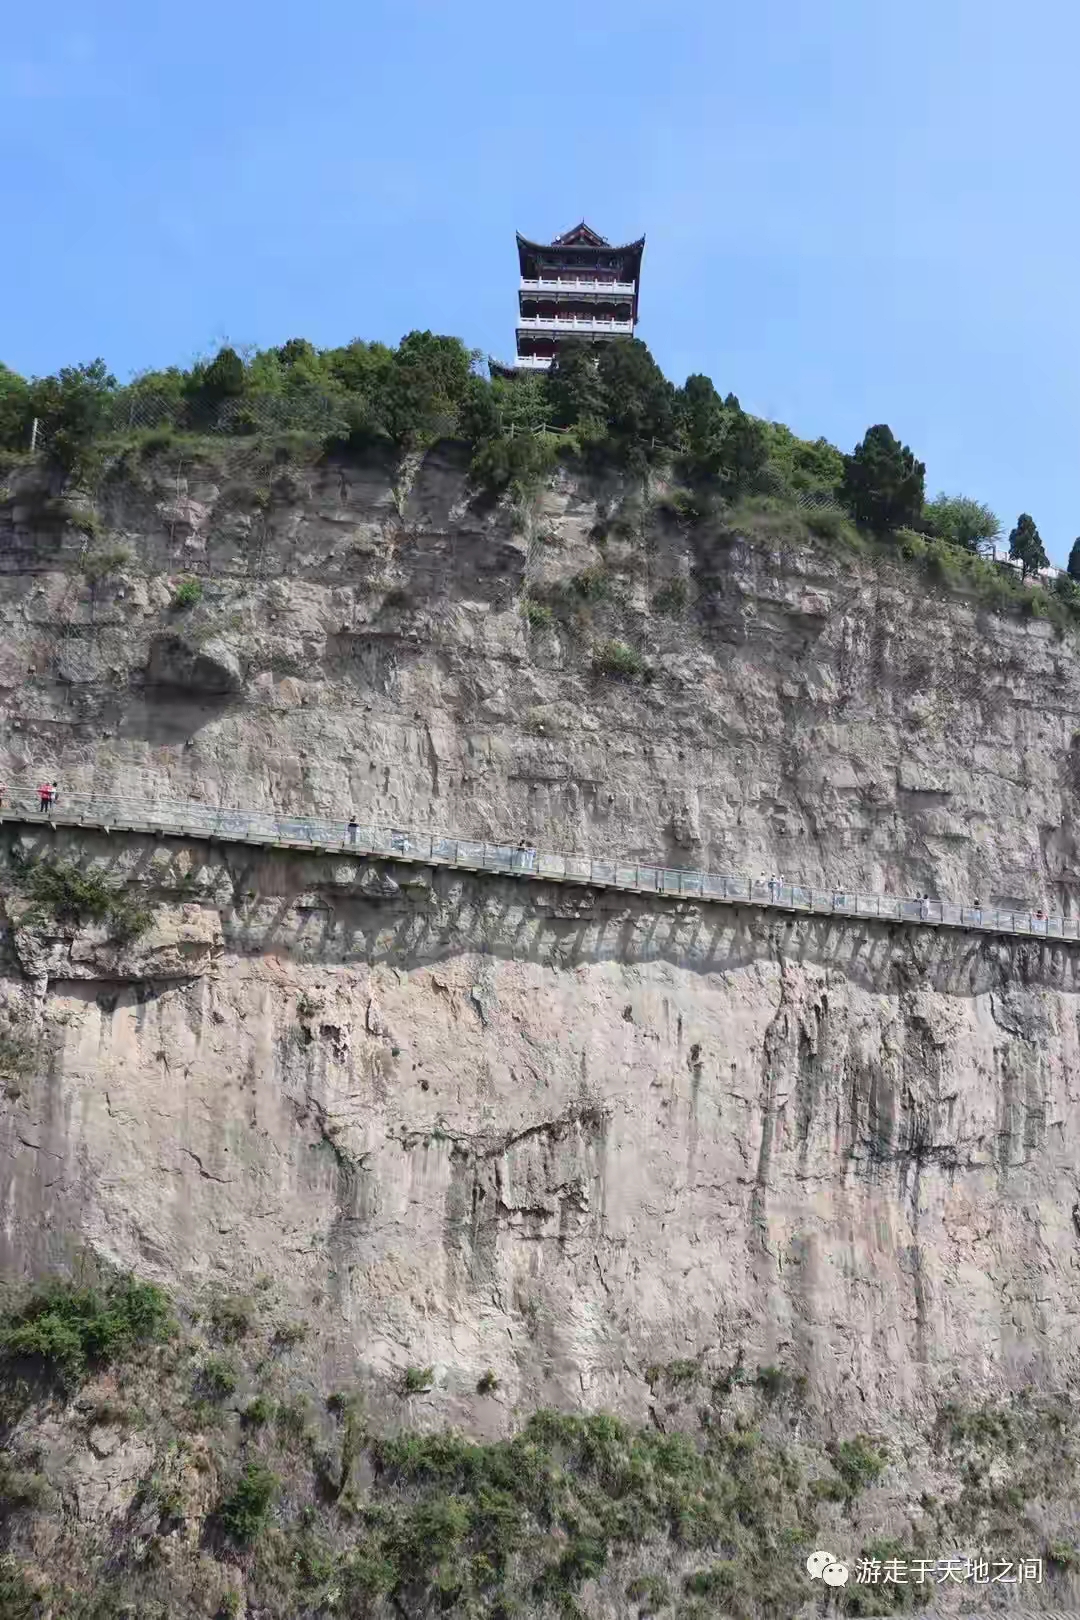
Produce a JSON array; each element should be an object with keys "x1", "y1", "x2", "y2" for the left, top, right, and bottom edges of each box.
[{"x1": 0, "y1": 790, "x2": 1073, "y2": 943}]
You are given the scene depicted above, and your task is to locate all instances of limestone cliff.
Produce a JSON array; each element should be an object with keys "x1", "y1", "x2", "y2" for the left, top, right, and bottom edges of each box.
[{"x1": 2, "y1": 446, "x2": 1080, "y2": 1617}]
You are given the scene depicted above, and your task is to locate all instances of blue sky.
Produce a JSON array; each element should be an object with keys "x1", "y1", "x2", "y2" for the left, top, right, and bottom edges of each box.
[{"x1": 2, "y1": 0, "x2": 1078, "y2": 558}]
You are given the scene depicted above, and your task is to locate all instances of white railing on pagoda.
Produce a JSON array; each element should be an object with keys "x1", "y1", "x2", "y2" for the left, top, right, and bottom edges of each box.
[
  {"x1": 520, "y1": 278, "x2": 637, "y2": 296},
  {"x1": 513, "y1": 355, "x2": 553, "y2": 370},
  {"x1": 517, "y1": 317, "x2": 635, "y2": 335}
]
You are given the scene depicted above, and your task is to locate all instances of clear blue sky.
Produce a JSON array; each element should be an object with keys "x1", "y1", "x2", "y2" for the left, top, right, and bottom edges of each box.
[{"x1": 3, "y1": 0, "x2": 1078, "y2": 558}]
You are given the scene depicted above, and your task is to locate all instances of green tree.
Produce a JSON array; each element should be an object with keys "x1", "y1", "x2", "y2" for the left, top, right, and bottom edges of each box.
[
  {"x1": 676, "y1": 374, "x2": 726, "y2": 474},
  {"x1": 1067, "y1": 538, "x2": 1080, "y2": 582},
  {"x1": 491, "y1": 371, "x2": 548, "y2": 432},
  {"x1": 674, "y1": 374, "x2": 768, "y2": 489},
  {"x1": 196, "y1": 346, "x2": 246, "y2": 405},
  {"x1": 0, "y1": 363, "x2": 32, "y2": 451},
  {"x1": 1008, "y1": 513, "x2": 1048, "y2": 579},
  {"x1": 924, "y1": 494, "x2": 1001, "y2": 554},
  {"x1": 322, "y1": 338, "x2": 395, "y2": 397},
  {"x1": 840, "y1": 424, "x2": 925, "y2": 533},
  {"x1": 456, "y1": 373, "x2": 501, "y2": 443},
  {"x1": 112, "y1": 366, "x2": 189, "y2": 431},
  {"x1": 595, "y1": 338, "x2": 674, "y2": 452},
  {"x1": 277, "y1": 337, "x2": 317, "y2": 369},
  {"x1": 378, "y1": 331, "x2": 474, "y2": 448},
  {"x1": 29, "y1": 360, "x2": 117, "y2": 476},
  {"x1": 720, "y1": 408, "x2": 769, "y2": 489},
  {"x1": 760, "y1": 423, "x2": 844, "y2": 498},
  {"x1": 546, "y1": 340, "x2": 608, "y2": 431}
]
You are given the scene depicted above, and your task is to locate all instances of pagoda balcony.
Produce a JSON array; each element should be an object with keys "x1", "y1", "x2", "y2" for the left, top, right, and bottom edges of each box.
[
  {"x1": 513, "y1": 354, "x2": 554, "y2": 370},
  {"x1": 517, "y1": 316, "x2": 635, "y2": 336},
  {"x1": 519, "y1": 277, "x2": 637, "y2": 297}
]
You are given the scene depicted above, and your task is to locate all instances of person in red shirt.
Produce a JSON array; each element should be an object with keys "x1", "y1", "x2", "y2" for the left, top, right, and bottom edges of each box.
[{"x1": 38, "y1": 783, "x2": 51, "y2": 812}]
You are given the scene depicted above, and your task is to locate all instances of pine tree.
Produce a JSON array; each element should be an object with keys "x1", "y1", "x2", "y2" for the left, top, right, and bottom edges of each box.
[
  {"x1": 674, "y1": 375, "x2": 768, "y2": 488},
  {"x1": 840, "y1": 425, "x2": 925, "y2": 533},
  {"x1": 1067, "y1": 538, "x2": 1080, "y2": 582},
  {"x1": 1007, "y1": 513, "x2": 1049, "y2": 579}
]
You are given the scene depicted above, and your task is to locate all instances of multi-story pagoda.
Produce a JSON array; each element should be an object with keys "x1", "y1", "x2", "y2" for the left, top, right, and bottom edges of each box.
[{"x1": 499, "y1": 221, "x2": 645, "y2": 373}]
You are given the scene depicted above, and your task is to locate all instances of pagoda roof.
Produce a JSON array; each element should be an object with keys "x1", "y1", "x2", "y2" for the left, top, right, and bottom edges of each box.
[
  {"x1": 516, "y1": 227, "x2": 645, "y2": 290},
  {"x1": 516, "y1": 227, "x2": 645, "y2": 257},
  {"x1": 554, "y1": 221, "x2": 608, "y2": 246}
]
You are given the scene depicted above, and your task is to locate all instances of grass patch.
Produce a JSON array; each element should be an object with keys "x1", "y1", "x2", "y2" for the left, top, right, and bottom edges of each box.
[
  {"x1": 401, "y1": 1365, "x2": 434, "y2": 1395},
  {"x1": 200, "y1": 1354, "x2": 238, "y2": 1399},
  {"x1": 804, "y1": 505, "x2": 864, "y2": 550},
  {"x1": 519, "y1": 597, "x2": 553, "y2": 629},
  {"x1": 824, "y1": 1434, "x2": 888, "y2": 1499},
  {"x1": 754, "y1": 1364, "x2": 809, "y2": 1404},
  {"x1": 592, "y1": 639, "x2": 645, "y2": 679},
  {"x1": 209, "y1": 1294, "x2": 255, "y2": 1343},
  {"x1": 0, "y1": 1029, "x2": 37, "y2": 1090},
  {"x1": 0, "y1": 1460, "x2": 56, "y2": 1512},
  {"x1": 275, "y1": 1396, "x2": 312, "y2": 1446},
  {"x1": 652, "y1": 577, "x2": 688, "y2": 613},
  {"x1": 273, "y1": 1320, "x2": 307, "y2": 1349},
  {"x1": 242, "y1": 1394, "x2": 275, "y2": 1428},
  {"x1": 78, "y1": 545, "x2": 132, "y2": 583},
  {"x1": 570, "y1": 565, "x2": 609, "y2": 602},
  {"x1": 171, "y1": 577, "x2": 203, "y2": 609},
  {"x1": 342, "y1": 1410, "x2": 817, "y2": 1617}
]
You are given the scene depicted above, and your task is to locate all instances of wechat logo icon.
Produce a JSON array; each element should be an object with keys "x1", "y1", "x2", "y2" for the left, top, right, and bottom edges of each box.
[{"x1": 807, "y1": 1549, "x2": 850, "y2": 1586}]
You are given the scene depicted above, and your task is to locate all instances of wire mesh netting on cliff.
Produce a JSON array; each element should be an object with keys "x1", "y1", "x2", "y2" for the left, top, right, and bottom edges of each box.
[{"x1": 100, "y1": 389, "x2": 356, "y2": 441}]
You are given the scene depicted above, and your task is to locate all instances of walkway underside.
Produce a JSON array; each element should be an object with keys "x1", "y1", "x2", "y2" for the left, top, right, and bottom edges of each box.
[{"x1": 0, "y1": 793, "x2": 1070, "y2": 945}]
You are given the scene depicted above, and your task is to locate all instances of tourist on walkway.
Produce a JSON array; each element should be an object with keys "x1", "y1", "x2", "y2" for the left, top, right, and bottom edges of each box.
[
  {"x1": 38, "y1": 783, "x2": 51, "y2": 812},
  {"x1": 50, "y1": 782, "x2": 58, "y2": 808},
  {"x1": 347, "y1": 815, "x2": 359, "y2": 846}
]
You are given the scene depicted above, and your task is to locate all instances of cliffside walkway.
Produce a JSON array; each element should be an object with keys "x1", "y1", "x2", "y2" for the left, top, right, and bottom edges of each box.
[{"x1": 0, "y1": 790, "x2": 1074, "y2": 944}]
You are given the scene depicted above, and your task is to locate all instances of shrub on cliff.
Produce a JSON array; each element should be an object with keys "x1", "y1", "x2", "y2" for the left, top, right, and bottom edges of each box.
[
  {"x1": 0, "y1": 1275, "x2": 172, "y2": 1384},
  {"x1": 22, "y1": 861, "x2": 152, "y2": 942},
  {"x1": 469, "y1": 427, "x2": 560, "y2": 501},
  {"x1": 593, "y1": 639, "x2": 645, "y2": 678},
  {"x1": 216, "y1": 1464, "x2": 280, "y2": 1545},
  {"x1": 171, "y1": 577, "x2": 203, "y2": 609}
]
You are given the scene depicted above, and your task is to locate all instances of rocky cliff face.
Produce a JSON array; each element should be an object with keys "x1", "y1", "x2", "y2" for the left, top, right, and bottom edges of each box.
[
  {"x1": 2, "y1": 446, "x2": 1080, "y2": 1616},
  {"x1": 2, "y1": 443, "x2": 1078, "y2": 905}
]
